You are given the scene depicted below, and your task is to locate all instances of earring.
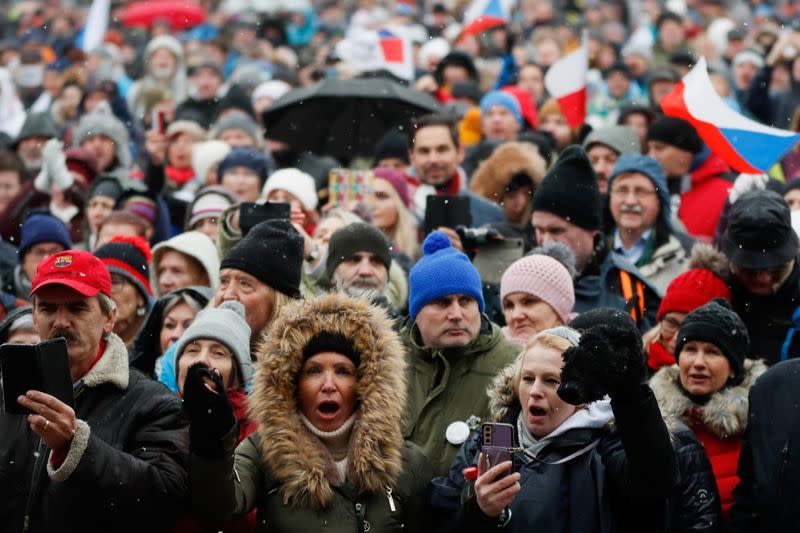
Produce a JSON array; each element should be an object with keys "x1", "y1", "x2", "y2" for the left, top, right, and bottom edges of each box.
[{"x1": 137, "y1": 307, "x2": 146, "y2": 316}]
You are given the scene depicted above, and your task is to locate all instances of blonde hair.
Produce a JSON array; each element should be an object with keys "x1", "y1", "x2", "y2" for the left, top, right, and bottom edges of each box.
[
  {"x1": 376, "y1": 180, "x2": 420, "y2": 258},
  {"x1": 511, "y1": 330, "x2": 574, "y2": 392}
]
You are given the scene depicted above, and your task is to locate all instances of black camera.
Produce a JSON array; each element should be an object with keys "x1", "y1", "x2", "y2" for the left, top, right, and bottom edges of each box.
[{"x1": 455, "y1": 225, "x2": 504, "y2": 254}]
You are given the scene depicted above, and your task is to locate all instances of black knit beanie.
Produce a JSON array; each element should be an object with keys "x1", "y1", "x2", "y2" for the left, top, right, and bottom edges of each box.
[
  {"x1": 675, "y1": 298, "x2": 749, "y2": 384},
  {"x1": 325, "y1": 222, "x2": 392, "y2": 280},
  {"x1": 646, "y1": 117, "x2": 704, "y2": 154},
  {"x1": 569, "y1": 306, "x2": 637, "y2": 333},
  {"x1": 531, "y1": 145, "x2": 601, "y2": 231},
  {"x1": 302, "y1": 331, "x2": 361, "y2": 367},
  {"x1": 220, "y1": 219, "x2": 303, "y2": 298}
]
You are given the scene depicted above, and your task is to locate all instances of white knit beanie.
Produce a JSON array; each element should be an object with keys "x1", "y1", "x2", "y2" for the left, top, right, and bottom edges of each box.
[
  {"x1": 500, "y1": 254, "x2": 575, "y2": 323},
  {"x1": 191, "y1": 140, "x2": 231, "y2": 184},
  {"x1": 262, "y1": 168, "x2": 318, "y2": 211},
  {"x1": 174, "y1": 300, "x2": 252, "y2": 386},
  {"x1": 150, "y1": 231, "x2": 220, "y2": 296}
]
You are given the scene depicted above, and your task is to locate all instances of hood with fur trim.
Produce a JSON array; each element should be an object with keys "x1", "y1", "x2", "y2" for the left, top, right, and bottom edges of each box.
[
  {"x1": 650, "y1": 358, "x2": 767, "y2": 439},
  {"x1": 470, "y1": 142, "x2": 546, "y2": 205},
  {"x1": 249, "y1": 293, "x2": 407, "y2": 510}
]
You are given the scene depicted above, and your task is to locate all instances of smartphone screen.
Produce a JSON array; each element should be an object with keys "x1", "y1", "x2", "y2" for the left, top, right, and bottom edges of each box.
[
  {"x1": 239, "y1": 202, "x2": 291, "y2": 235},
  {"x1": 0, "y1": 338, "x2": 73, "y2": 415},
  {"x1": 423, "y1": 195, "x2": 472, "y2": 234}
]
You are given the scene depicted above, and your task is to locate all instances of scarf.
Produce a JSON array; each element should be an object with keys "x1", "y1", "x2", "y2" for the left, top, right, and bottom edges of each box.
[{"x1": 165, "y1": 165, "x2": 196, "y2": 187}]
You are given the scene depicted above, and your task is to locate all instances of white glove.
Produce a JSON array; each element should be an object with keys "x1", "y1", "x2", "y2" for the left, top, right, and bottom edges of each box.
[{"x1": 41, "y1": 138, "x2": 73, "y2": 191}]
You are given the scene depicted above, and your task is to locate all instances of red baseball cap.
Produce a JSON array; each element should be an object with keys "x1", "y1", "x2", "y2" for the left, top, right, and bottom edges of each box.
[{"x1": 30, "y1": 250, "x2": 112, "y2": 298}]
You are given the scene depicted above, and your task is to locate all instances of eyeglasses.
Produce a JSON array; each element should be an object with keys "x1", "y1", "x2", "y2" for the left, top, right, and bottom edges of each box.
[
  {"x1": 110, "y1": 274, "x2": 128, "y2": 293},
  {"x1": 610, "y1": 186, "x2": 657, "y2": 199},
  {"x1": 660, "y1": 315, "x2": 683, "y2": 334}
]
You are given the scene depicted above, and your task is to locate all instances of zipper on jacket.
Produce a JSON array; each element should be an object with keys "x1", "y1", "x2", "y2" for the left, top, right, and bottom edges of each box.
[
  {"x1": 779, "y1": 440, "x2": 790, "y2": 500},
  {"x1": 385, "y1": 486, "x2": 396, "y2": 512}
]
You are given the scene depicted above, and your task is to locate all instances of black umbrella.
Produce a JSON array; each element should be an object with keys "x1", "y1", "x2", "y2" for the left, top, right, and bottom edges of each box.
[{"x1": 262, "y1": 77, "x2": 440, "y2": 161}]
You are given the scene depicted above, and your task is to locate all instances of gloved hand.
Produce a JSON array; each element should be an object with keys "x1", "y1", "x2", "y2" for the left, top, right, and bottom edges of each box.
[
  {"x1": 557, "y1": 325, "x2": 644, "y2": 405},
  {"x1": 182, "y1": 362, "x2": 236, "y2": 457},
  {"x1": 42, "y1": 138, "x2": 73, "y2": 191}
]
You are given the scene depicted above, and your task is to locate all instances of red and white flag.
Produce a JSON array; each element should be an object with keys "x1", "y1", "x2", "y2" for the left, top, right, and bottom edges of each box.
[{"x1": 544, "y1": 42, "x2": 587, "y2": 128}]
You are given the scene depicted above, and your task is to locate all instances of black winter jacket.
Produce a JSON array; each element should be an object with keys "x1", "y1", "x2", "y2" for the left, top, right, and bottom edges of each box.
[
  {"x1": 0, "y1": 334, "x2": 189, "y2": 533},
  {"x1": 668, "y1": 422, "x2": 722, "y2": 532},
  {"x1": 728, "y1": 359, "x2": 800, "y2": 533}
]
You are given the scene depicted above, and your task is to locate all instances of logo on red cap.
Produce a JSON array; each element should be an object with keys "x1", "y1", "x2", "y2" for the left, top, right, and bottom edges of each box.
[{"x1": 54, "y1": 255, "x2": 73, "y2": 268}]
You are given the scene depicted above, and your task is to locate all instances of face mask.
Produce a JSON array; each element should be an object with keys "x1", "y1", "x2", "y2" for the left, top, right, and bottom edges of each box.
[
  {"x1": 16, "y1": 64, "x2": 44, "y2": 88},
  {"x1": 151, "y1": 64, "x2": 174, "y2": 80}
]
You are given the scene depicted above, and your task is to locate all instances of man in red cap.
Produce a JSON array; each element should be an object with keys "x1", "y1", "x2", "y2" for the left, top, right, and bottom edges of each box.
[{"x1": 0, "y1": 249, "x2": 189, "y2": 532}]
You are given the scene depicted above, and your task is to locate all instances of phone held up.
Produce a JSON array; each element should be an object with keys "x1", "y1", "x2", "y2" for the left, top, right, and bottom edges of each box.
[{"x1": 481, "y1": 422, "x2": 517, "y2": 479}]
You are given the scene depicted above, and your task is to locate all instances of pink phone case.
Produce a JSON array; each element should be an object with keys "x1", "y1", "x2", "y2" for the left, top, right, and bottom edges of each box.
[{"x1": 481, "y1": 422, "x2": 515, "y2": 479}]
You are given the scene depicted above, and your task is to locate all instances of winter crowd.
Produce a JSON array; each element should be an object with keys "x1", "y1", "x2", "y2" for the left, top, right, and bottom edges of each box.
[{"x1": 1, "y1": 0, "x2": 800, "y2": 531}]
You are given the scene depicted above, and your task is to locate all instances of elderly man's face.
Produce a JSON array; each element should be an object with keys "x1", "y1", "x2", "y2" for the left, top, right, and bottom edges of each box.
[
  {"x1": 81, "y1": 134, "x2": 116, "y2": 172},
  {"x1": 332, "y1": 252, "x2": 389, "y2": 299},
  {"x1": 609, "y1": 172, "x2": 661, "y2": 238},
  {"x1": 416, "y1": 294, "x2": 481, "y2": 349},
  {"x1": 33, "y1": 285, "x2": 115, "y2": 377},
  {"x1": 17, "y1": 136, "x2": 50, "y2": 170},
  {"x1": 587, "y1": 144, "x2": 619, "y2": 193}
]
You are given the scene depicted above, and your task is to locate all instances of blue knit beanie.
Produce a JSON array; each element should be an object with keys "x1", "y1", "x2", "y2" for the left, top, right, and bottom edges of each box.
[
  {"x1": 608, "y1": 153, "x2": 671, "y2": 229},
  {"x1": 217, "y1": 147, "x2": 268, "y2": 186},
  {"x1": 19, "y1": 214, "x2": 72, "y2": 257},
  {"x1": 479, "y1": 90, "x2": 523, "y2": 125},
  {"x1": 409, "y1": 231, "x2": 485, "y2": 320}
]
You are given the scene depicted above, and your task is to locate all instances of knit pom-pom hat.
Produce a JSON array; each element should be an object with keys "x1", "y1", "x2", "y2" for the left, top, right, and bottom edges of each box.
[
  {"x1": 500, "y1": 254, "x2": 575, "y2": 323},
  {"x1": 408, "y1": 231, "x2": 484, "y2": 320}
]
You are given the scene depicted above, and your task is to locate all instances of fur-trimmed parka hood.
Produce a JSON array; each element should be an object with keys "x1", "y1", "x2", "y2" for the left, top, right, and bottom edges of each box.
[
  {"x1": 470, "y1": 142, "x2": 546, "y2": 205},
  {"x1": 250, "y1": 293, "x2": 407, "y2": 510},
  {"x1": 650, "y1": 358, "x2": 767, "y2": 439}
]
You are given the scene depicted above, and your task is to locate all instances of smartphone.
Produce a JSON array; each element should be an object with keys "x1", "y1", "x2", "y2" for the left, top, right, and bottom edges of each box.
[
  {"x1": 239, "y1": 201, "x2": 291, "y2": 236},
  {"x1": 151, "y1": 109, "x2": 166, "y2": 134},
  {"x1": 327, "y1": 168, "x2": 375, "y2": 207},
  {"x1": 481, "y1": 422, "x2": 516, "y2": 479},
  {"x1": 423, "y1": 195, "x2": 472, "y2": 235},
  {"x1": 0, "y1": 338, "x2": 74, "y2": 415}
]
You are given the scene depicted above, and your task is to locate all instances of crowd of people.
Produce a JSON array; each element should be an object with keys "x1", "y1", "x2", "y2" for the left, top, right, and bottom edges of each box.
[{"x1": 1, "y1": 0, "x2": 800, "y2": 531}]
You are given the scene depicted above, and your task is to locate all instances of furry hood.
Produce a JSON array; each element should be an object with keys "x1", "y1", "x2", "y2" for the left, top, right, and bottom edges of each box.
[
  {"x1": 250, "y1": 293, "x2": 407, "y2": 510},
  {"x1": 470, "y1": 142, "x2": 546, "y2": 205},
  {"x1": 650, "y1": 358, "x2": 767, "y2": 439}
]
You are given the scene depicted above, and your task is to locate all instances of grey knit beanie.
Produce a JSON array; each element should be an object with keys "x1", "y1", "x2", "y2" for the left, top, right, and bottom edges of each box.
[
  {"x1": 174, "y1": 300, "x2": 253, "y2": 387},
  {"x1": 72, "y1": 101, "x2": 132, "y2": 170}
]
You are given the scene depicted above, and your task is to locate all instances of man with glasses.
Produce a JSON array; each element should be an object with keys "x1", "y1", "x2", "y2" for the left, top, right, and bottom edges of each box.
[
  {"x1": 607, "y1": 154, "x2": 692, "y2": 294},
  {"x1": 722, "y1": 190, "x2": 800, "y2": 365}
]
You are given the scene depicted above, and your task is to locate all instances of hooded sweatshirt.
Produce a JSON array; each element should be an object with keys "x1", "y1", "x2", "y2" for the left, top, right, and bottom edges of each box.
[{"x1": 150, "y1": 231, "x2": 220, "y2": 297}]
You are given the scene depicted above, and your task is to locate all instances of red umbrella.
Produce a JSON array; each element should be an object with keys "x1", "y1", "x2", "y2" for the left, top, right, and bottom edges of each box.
[{"x1": 121, "y1": 1, "x2": 206, "y2": 30}]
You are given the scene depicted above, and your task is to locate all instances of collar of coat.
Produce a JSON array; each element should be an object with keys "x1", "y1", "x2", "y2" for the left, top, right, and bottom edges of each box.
[
  {"x1": 649, "y1": 358, "x2": 768, "y2": 440},
  {"x1": 249, "y1": 293, "x2": 406, "y2": 510},
  {"x1": 80, "y1": 333, "x2": 129, "y2": 390}
]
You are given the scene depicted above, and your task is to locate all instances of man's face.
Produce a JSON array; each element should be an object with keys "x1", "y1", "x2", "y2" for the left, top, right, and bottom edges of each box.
[
  {"x1": 23, "y1": 242, "x2": 67, "y2": 282},
  {"x1": 532, "y1": 210, "x2": 597, "y2": 271},
  {"x1": 606, "y1": 71, "x2": 631, "y2": 100},
  {"x1": 733, "y1": 61, "x2": 758, "y2": 91},
  {"x1": 609, "y1": 172, "x2": 660, "y2": 237},
  {"x1": 517, "y1": 65, "x2": 544, "y2": 100},
  {"x1": 415, "y1": 294, "x2": 481, "y2": 349},
  {"x1": 81, "y1": 134, "x2": 116, "y2": 172},
  {"x1": 332, "y1": 252, "x2": 389, "y2": 299},
  {"x1": 17, "y1": 136, "x2": 50, "y2": 170},
  {"x1": 215, "y1": 268, "x2": 273, "y2": 337},
  {"x1": 409, "y1": 125, "x2": 463, "y2": 187},
  {"x1": 0, "y1": 169, "x2": 22, "y2": 212},
  {"x1": 586, "y1": 144, "x2": 620, "y2": 193},
  {"x1": 481, "y1": 105, "x2": 521, "y2": 141},
  {"x1": 193, "y1": 67, "x2": 223, "y2": 100},
  {"x1": 647, "y1": 140, "x2": 693, "y2": 178},
  {"x1": 730, "y1": 260, "x2": 795, "y2": 296},
  {"x1": 650, "y1": 80, "x2": 676, "y2": 107},
  {"x1": 218, "y1": 128, "x2": 256, "y2": 148},
  {"x1": 658, "y1": 20, "x2": 685, "y2": 51},
  {"x1": 33, "y1": 286, "x2": 115, "y2": 372},
  {"x1": 502, "y1": 186, "x2": 533, "y2": 225},
  {"x1": 625, "y1": 54, "x2": 649, "y2": 78},
  {"x1": 148, "y1": 48, "x2": 177, "y2": 80}
]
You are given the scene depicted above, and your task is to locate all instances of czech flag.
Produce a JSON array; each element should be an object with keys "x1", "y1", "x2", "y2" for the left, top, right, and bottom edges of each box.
[
  {"x1": 462, "y1": 0, "x2": 511, "y2": 37},
  {"x1": 661, "y1": 57, "x2": 800, "y2": 174},
  {"x1": 543, "y1": 43, "x2": 587, "y2": 128},
  {"x1": 377, "y1": 27, "x2": 414, "y2": 81}
]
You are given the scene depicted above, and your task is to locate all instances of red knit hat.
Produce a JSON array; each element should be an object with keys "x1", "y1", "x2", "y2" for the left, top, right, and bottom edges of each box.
[{"x1": 656, "y1": 268, "x2": 731, "y2": 321}]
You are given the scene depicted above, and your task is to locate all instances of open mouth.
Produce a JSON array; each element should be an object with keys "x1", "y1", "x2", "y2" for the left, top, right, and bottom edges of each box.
[
  {"x1": 318, "y1": 401, "x2": 340, "y2": 418},
  {"x1": 529, "y1": 406, "x2": 547, "y2": 417}
]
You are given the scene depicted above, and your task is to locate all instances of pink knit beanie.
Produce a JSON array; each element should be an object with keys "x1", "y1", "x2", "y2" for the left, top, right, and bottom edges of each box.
[{"x1": 500, "y1": 254, "x2": 575, "y2": 323}]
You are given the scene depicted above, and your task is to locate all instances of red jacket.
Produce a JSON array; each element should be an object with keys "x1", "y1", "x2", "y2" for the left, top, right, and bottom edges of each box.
[
  {"x1": 689, "y1": 414, "x2": 741, "y2": 516},
  {"x1": 679, "y1": 154, "x2": 732, "y2": 241}
]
